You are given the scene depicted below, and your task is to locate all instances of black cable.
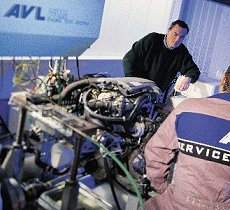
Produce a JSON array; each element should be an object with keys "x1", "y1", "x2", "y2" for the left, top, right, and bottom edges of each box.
[
  {"x1": 104, "y1": 156, "x2": 122, "y2": 210},
  {"x1": 75, "y1": 57, "x2": 81, "y2": 80},
  {"x1": 50, "y1": 57, "x2": 53, "y2": 68}
]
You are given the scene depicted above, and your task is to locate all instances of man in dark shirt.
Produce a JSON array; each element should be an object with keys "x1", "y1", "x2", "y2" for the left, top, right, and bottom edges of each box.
[{"x1": 123, "y1": 20, "x2": 200, "y2": 93}]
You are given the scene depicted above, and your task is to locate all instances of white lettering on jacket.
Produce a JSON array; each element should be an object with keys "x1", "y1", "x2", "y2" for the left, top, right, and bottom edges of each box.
[
  {"x1": 178, "y1": 141, "x2": 230, "y2": 163},
  {"x1": 219, "y1": 131, "x2": 230, "y2": 144}
]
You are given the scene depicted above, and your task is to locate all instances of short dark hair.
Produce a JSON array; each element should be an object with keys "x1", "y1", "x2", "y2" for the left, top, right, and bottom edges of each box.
[
  {"x1": 169, "y1": 20, "x2": 189, "y2": 34},
  {"x1": 223, "y1": 66, "x2": 230, "y2": 92}
]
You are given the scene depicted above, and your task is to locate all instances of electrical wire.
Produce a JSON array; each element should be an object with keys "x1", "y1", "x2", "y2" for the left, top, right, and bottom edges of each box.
[
  {"x1": 57, "y1": 58, "x2": 62, "y2": 104},
  {"x1": 12, "y1": 60, "x2": 41, "y2": 87},
  {"x1": 13, "y1": 62, "x2": 32, "y2": 86},
  {"x1": 104, "y1": 156, "x2": 122, "y2": 210},
  {"x1": 75, "y1": 57, "x2": 81, "y2": 80},
  {"x1": 0, "y1": 59, "x2": 3, "y2": 91}
]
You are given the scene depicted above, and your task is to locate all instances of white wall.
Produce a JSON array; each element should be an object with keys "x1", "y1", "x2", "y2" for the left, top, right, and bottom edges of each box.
[
  {"x1": 81, "y1": 0, "x2": 174, "y2": 59},
  {"x1": 169, "y1": 0, "x2": 230, "y2": 80},
  {"x1": 209, "y1": 4, "x2": 230, "y2": 78}
]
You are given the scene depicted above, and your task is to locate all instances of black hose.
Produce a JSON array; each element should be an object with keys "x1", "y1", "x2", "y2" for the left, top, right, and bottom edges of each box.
[
  {"x1": 52, "y1": 78, "x2": 99, "y2": 101},
  {"x1": 83, "y1": 89, "x2": 125, "y2": 123},
  {"x1": 104, "y1": 156, "x2": 122, "y2": 210},
  {"x1": 126, "y1": 93, "x2": 153, "y2": 122},
  {"x1": 83, "y1": 107, "x2": 107, "y2": 128},
  {"x1": 84, "y1": 106, "x2": 125, "y2": 123}
]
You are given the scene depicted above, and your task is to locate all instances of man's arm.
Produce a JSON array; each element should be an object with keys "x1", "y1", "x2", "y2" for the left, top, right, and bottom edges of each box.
[
  {"x1": 180, "y1": 51, "x2": 201, "y2": 83},
  {"x1": 144, "y1": 109, "x2": 179, "y2": 193},
  {"x1": 176, "y1": 49, "x2": 200, "y2": 91}
]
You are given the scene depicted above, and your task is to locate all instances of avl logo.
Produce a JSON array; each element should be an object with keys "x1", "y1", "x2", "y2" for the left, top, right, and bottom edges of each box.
[{"x1": 4, "y1": 4, "x2": 45, "y2": 21}]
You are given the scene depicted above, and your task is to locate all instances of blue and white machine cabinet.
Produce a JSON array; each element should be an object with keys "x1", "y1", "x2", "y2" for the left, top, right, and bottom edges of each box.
[{"x1": 0, "y1": 0, "x2": 105, "y2": 56}]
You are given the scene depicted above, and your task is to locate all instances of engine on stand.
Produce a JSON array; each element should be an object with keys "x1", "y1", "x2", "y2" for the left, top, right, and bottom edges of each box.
[
  {"x1": 49, "y1": 76, "x2": 164, "y2": 188},
  {"x1": 1, "y1": 67, "x2": 172, "y2": 210}
]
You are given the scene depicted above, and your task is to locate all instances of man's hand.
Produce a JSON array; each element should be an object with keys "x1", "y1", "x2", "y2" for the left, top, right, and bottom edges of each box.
[{"x1": 174, "y1": 75, "x2": 192, "y2": 92}]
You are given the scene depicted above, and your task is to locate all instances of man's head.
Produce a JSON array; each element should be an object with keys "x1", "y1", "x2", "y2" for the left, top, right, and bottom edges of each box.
[
  {"x1": 219, "y1": 66, "x2": 230, "y2": 93},
  {"x1": 165, "y1": 20, "x2": 189, "y2": 50}
]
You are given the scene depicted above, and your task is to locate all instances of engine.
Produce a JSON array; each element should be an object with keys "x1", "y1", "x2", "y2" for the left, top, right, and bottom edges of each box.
[
  {"x1": 64, "y1": 77, "x2": 162, "y2": 135},
  {"x1": 2, "y1": 74, "x2": 169, "y2": 210},
  {"x1": 28, "y1": 76, "x2": 164, "y2": 188}
]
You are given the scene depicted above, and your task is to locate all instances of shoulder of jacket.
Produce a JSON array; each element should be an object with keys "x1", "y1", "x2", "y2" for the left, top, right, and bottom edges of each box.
[
  {"x1": 143, "y1": 32, "x2": 163, "y2": 40},
  {"x1": 174, "y1": 98, "x2": 204, "y2": 113},
  {"x1": 174, "y1": 96, "x2": 230, "y2": 114}
]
